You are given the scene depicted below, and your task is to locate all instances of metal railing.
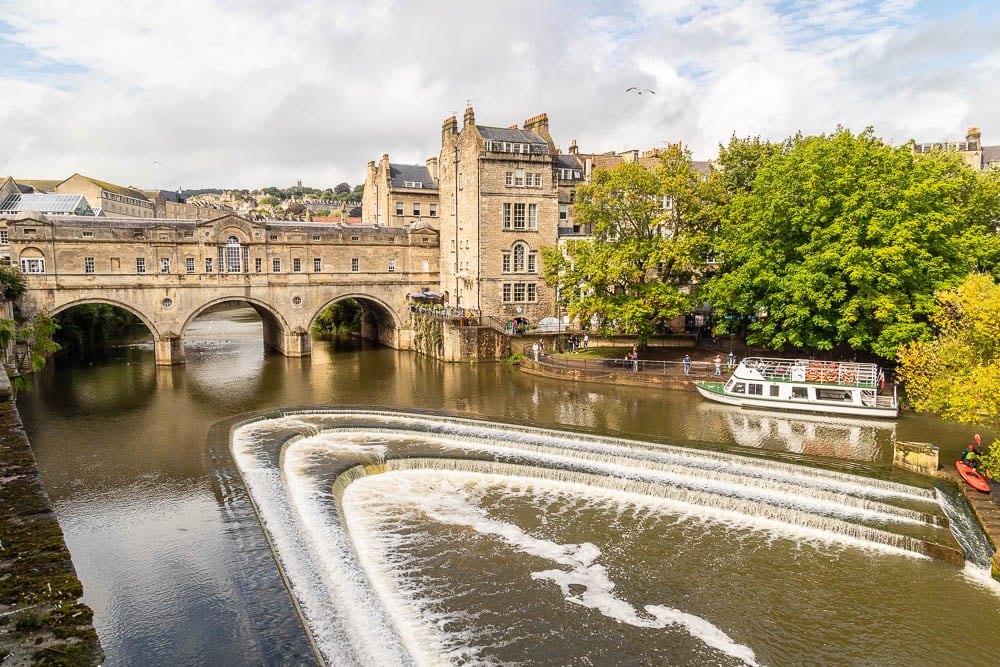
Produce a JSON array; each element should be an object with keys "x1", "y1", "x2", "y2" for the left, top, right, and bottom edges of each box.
[{"x1": 524, "y1": 347, "x2": 724, "y2": 380}]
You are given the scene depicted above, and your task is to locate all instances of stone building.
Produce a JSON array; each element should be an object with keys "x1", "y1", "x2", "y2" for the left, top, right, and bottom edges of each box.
[
  {"x1": 911, "y1": 127, "x2": 1000, "y2": 171},
  {"x1": 436, "y1": 108, "x2": 565, "y2": 323},
  {"x1": 54, "y1": 174, "x2": 157, "y2": 218},
  {"x1": 362, "y1": 154, "x2": 440, "y2": 227}
]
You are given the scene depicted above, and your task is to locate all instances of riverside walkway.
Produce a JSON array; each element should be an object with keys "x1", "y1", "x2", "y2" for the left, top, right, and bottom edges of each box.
[{"x1": 519, "y1": 348, "x2": 725, "y2": 388}]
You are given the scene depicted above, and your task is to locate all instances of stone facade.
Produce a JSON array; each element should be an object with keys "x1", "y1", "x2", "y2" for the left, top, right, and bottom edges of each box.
[
  {"x1": 362, "y1": 154, "x2": 440, "y2": 228},
  {"x1": 437, "y1": 108, "x2": 562, "y2": 322},
  {"x1": 55, "y1": 174, "x2": 157, "y2": 218},
  {"x1": 3, "y1": 211, "x2": 439, "y2": 364},
  {"x1": 911, "y1": 127, "x2": 1000, "y2": 171}
]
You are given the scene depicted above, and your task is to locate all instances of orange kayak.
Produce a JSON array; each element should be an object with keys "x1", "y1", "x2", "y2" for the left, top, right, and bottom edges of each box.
[{"x1": 956, "y1": 461, "x2": 991, "y2": 493}]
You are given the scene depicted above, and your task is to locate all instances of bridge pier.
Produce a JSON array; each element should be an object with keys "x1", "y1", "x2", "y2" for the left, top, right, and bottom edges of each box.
[
  {"x1": 262, "y1": 324, "x2": 312, "y2": 358},
  {"x1": 154, "y1": 334, "x2": 185, "y2": 366}
]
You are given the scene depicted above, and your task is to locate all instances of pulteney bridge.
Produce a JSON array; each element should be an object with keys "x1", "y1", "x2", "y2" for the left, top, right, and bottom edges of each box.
[{"x1": 4, "y1": 211, "x2": 440, "y2": 364}]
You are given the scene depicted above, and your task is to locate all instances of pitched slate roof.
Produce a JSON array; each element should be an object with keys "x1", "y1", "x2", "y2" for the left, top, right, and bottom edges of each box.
[
  {"x1": 14, "y1": 179, "x2": 62, "y2": 193},
  {"x1": 478, "y1": 126, "x2": 550, "y2": 153},
  {"x1": 981, "y1": 145, "x2": 1000, "y2": 168},
  {"x1": 389, "y1": 164, "x2": 436, "y2": 189},
  {"x1": 556, "y1": 155, "x2": 582, "y2": 170},
  {"x1": 61, "y1": 174, "x2": 151, "y2": 201}
]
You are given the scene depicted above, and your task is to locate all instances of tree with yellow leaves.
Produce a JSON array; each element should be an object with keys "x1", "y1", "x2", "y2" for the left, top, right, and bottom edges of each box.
[{"x1": 897, "y1": 273, "x2": 1000, "y2": 425}]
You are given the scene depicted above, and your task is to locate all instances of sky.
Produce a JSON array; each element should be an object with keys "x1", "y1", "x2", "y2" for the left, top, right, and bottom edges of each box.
[{"x1": 1, "y1": 0, "x2": 998, "y2": 191}]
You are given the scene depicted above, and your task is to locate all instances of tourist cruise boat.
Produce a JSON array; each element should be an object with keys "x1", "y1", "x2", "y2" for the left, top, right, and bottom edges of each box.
[{"x1": 694, "y1": 356, "x2": 899, "y2": 419}]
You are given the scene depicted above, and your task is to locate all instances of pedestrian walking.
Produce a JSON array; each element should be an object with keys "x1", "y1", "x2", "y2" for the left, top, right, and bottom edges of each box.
[
  {"x1": 632, "y1": 348, "x2": 639, "y2": 372},
  {"x1": 583, "y1": 333, "x2": 589, "y2": 350},
  {"x1": 532, "y1": 341, "x2": 539, "y2": 362},
  {"x1": 713, "y1": 354, "x2": 722, "y2": 375},
  {"x1": 683, "y1": 354, "x2": 691, "y2": 376}
]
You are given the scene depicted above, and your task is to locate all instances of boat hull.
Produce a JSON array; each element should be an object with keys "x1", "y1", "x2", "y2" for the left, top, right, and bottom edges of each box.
[
  {"x1": 956, "y1": 461, "x2": 991, "y2": 493},
  {"x1": 694, "y1": 382, "x2": 899, "y2": 419}
]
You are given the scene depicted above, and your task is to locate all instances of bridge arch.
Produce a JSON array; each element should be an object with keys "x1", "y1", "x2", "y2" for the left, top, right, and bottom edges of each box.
[
  {"x1": 46, "y1": 297, "x2": 162, "y2": 339},
  {"x1": 310, "y1": 293, "x2": 403, "y2": 347}
]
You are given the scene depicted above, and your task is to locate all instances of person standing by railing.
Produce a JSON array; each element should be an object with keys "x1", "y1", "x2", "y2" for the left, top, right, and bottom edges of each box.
[
  {"x1": 683, "y1": 354, "x2": 691, "y2": 376},
  {"x1": 714, "y1": 354, "x2": 722, "y2": 375}
]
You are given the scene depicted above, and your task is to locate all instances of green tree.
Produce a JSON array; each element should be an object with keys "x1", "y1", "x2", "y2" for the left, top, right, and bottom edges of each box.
[
  {"x1": 313, "y1": 299, "x2": 362, "y2": 336},
  {"x1": 897, "y1": 273, "x2": 1000, "y2": 425},
  {"x1": 334, "y1": 182, "x2": 351, "y2": 195},
  {"x1": 259, "y1": 195, "x2": 280, "y2": 207},
  {"x1": 705, "y1": 128, "x2": 1000, "y2": 358},
  {"x1": 542, "y1": 147, "x2": 711, "y2": 341}
]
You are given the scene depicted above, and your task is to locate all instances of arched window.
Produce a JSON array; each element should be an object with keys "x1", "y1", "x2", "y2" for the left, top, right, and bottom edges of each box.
[
  {"x1": 226, "y1": 236, "x2": 242, "y2": 273},
  {"x1": 19, "y1": 247, "x2": 45, "y2": 274},
  {"x1": 513, "y1": 243, "x2": 525, "y2": 272}
]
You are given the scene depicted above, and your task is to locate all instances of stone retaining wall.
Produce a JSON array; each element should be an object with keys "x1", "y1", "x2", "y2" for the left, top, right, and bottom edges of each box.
[{"x1": 0, "y1": 373, "x2": 103, "y2": 665}]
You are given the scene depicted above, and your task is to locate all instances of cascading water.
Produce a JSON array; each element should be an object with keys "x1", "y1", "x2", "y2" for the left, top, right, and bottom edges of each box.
[{"x1": 231, "y1": 409, "x2": 998, "y2": 666}]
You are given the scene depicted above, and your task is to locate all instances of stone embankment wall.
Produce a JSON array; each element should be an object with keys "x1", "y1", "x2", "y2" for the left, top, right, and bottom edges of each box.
[
  {"x1": 411, "y1": 316, "x2": 511, "y2": 362},
  {"x1": 0, "y1": 373, "x2": 103, "y2": 665}
]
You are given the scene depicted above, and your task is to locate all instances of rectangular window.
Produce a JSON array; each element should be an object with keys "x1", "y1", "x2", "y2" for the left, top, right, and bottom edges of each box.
[
  {"x1": 534, "y1": 173, "x2": 542, "y2": 187},
  {"x1": 770, "y1": 385, "x2": 780, "y2": 397},
  {"x1": 20, "y1": 258, "x2": 45, "y2": 273},
  {"x1": 293, "y1": 258, "x2": 302, "y2": 272},
  {"x1": 395, "y1": 202, "x2": 403, "y2": 215},
  {"x1": 83, "y1": 231, "x2": 94, "y2": 238},
  {"x1": 387, "y1": 237, "x2": 395, "y2": 243},
  {"x1": 429, "y1": 203, "x2": 437, "y2": 217},
  {"x1": 502, "y1": 283, "x2": 512, "y2": 302},
  {"x1": 513, "y1": 203, "x2": 526, "y2": 229},
  {"x1": 313, "y1": 258, "x2": 322, "y2": 272},
  {"x1": 505, "y1": 172, "x2": 513, "y2": 187},
  {"x1": 388, "y1": 258, "x2": 396, "y2": 273},
  {"x1": 502, "y1": 254, "x2": 511, "y2": 273},
  {"x1": 351, "y1": 235, "x2": 360, "y2": 241},
  {"x1": 273, "y1": 258, "x2": 281, "y2": 273},
  {"x1": 748, "y1": 384, "x2": 764, "y2": 396},
  {"x1": 136, "y1": 258, "x2": 146, "y2": 274},
  {"x1": 84, "y1": 257, "x2": 95, "y2": 274},
  {"x1": 527, "y1": 254, "x2": 536, "y2": 273},
  {"x1": 255, "y1": 257, "x2": 262, "y2": 273},
  {"x1": 527, "y1": 284, "x2": 536, "y2": 301},
  {"x1": 527, "y1": 204, "x2": 537, "y2": 230},
  {"x1": 352, "y1": 257, "x2": 360, "y2": 272},
  {"x1": 270, "y1": 234, "x2": 278, "y2": 241},
  {"x1": 185, "y1": 257, "x2": 195, "y2": 273},
  {"x1": 502, "y1": 203, "x2": 512, "y2": 229},
  {"x1": 514, "y1": 169, "x2": 524, "y2": 187},
  {"x1": 160, "y1": 258, "x2": 170, "y2": 273},
  {"x1": 413, "y1": 203, "x2": 421, "y2": 216},
  {"x1": 560, "y1": 204, "x2": 568, "y2": 221},
  {"x1": 205, "y1": 257, "x2": 213, "y2": 273},
  {"x1": 0, "y1": 231, "x2": 7, "y2": 244},
  {"x1": 513, "y1": 283, "x2": 526, "y2": 302}
]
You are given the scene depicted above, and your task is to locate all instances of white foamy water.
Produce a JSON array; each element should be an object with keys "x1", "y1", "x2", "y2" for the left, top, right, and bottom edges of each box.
[
  {"x1": 343, "y1": 469, "x2": 761, "y2": 666},
  {"x1": 230, "y1": 409, "x2": 977, "y2": 666}
]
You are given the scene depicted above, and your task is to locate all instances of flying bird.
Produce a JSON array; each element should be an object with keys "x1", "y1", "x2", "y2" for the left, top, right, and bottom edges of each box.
[{"x1": 626, "y1": 87, "x2": 655, "y2": 95}]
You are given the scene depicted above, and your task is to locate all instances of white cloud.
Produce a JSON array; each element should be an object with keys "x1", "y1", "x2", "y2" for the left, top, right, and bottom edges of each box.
[{"x1": 0, "y1": 0, "x2": 997, "y2": 190}]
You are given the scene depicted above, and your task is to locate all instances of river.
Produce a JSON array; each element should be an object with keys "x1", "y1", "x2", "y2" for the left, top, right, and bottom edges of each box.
[{"x1": 15, "y1": 309, "x2": 1000, "y2": 666}]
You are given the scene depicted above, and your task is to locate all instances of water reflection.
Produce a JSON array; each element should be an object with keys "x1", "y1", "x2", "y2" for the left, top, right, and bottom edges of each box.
[{"x1": 13, "y1": 308, "x2": 999, "y2": 666}]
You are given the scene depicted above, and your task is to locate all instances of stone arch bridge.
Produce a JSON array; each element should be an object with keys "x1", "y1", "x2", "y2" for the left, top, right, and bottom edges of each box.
[{"x1": 5, "y1": 212, "x2": 441, "y2": 364}]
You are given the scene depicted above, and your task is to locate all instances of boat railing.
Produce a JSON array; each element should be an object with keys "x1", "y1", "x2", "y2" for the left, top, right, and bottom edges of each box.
[{"x1": 741, "y1": 356, "x2": 881, "y2": 387}]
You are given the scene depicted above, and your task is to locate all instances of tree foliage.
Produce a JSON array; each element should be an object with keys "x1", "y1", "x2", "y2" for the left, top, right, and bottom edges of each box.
[
  {"x1": 897, "y1": 273, "x2": 1000, "y2": 425},
  {"x1": 705, "y1": 128, "x2": 1000, "y2": 358},
  {"x1": 313, "y1": 299, "x2": 363, "y2": 336},
  {"x1": 542, "y1": 147, "x2": 714, "y2": 341}
]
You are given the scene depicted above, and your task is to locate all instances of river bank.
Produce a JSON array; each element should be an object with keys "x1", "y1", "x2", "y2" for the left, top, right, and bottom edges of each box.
[{"x1": 0, "y1": 373, "x2": 102, "y2": 666}]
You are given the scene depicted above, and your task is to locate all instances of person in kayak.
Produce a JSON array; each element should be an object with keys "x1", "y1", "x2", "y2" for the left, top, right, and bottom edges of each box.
[{"x1": 961, "y1": 443, "x2": 982, "y2": 469}]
